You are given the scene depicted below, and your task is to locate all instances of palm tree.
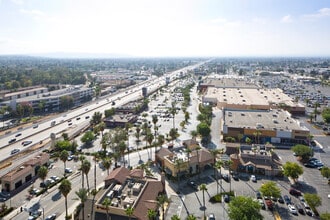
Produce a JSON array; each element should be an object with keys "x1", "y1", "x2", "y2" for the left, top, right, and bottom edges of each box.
[
  {"x1": 171, "y1": 215, "x2": 181, "y2": 220},
  {"x1": 147, "y1": 208, "x2": 157, "y2": 220},
  {"x1": 210, "y1": 149, "x2": 219, "y2": 182},
  {"x1": 135, "y1": 126, "x2": 141, "y2": 143},
  {"x1": 59, "y1": 179, "x2": 72, "y2": 219},
  {"x1": 185, "y1": 148, "x2": 192, "y2": 176},
  {"x1": 186, "y1": 214, "x2": 197, "y2": 220},
  {"x1": 157, "y1": 134, "x2": 165, "y2": 150},
  {"x1": 170, "y1": 101, "x2": 177, "y2": 129},
  {"x1": 152, "y1": 114, "x2": 158, "y2": 141},
  {"x1": 225, "y1": 160, "x2": 233, "y2": 193},
  {"x1": 102, "y1": 157, "x2": 112, "y2": 175},
  {"x1": 125, "y1": 206, "x2": 135, "y2": 220},
  {"x1": 75, "y1": 188, "x2": 88, "y2": 220},
  {"x1": 102, "y1": 197, "x2": 111, "y2": 220},
  {"x1": 146, "y1": 132, "x2": 154, "y2": 160},
  {"x1": 79, "y1": 155, "x2": 86, "y2": 188},
  {"x1": 118, "y1": 141, "x2": 127, "y2": 167},
  {"x1": 215, "y1": 160, "x2": 224, "y2": 194},
  {"x1": 98, "y1": 122, "x2": 106, "y2": 137},
  {"x1": 157, "y1": 194, "x2": 170, "y2": 219},
  {"x1": 59, "y1": 150, "x2": 69, "y2": 176},
  {"x1": 90, "y1": 111, "x2": 102, "y2": 127},
  {"x1": 195, "y1": 146, "x2": 201, "y2": 180},
  {"x1": 37, "y1": 165, "x2": 48, "y2": 189},
  {"x1": 81, "y1": 160, "x2": 91, "y2": 191},
  {"x1": 175, "y1": 158, "x2": 184, "y2": 191},
  {"x1": 190, "y1": 130, "x2": 198, "y2": 141},
  {"x1": 199, "y1": 183, "x2": 208, "y2": 220}
]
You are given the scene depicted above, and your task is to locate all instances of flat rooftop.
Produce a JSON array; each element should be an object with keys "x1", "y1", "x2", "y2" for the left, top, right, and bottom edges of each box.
[
  {"x1": 205, "y1": 87, "x2": 303, "y2": 107},
  {"x1": 200, "y1": 77, "x2": 258, "y2": 89},
  {"x1": 224, "y1": 109, "x2": 308, "y2": 131}
]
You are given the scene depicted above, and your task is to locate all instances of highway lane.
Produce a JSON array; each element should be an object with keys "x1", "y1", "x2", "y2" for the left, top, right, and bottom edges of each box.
[{"x1": 0, "y1": 61, "x2": 205, "y2": 161}]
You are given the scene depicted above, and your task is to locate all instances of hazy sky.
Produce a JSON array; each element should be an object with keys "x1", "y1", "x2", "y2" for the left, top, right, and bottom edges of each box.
[{"x1": 0, "y1": 0, "x2": 330, "y2": 57}]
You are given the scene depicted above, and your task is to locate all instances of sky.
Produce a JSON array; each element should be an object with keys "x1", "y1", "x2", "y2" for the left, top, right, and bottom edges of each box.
[{"x1": 0, "y1": 0, "x2": 330, "y2": 57}]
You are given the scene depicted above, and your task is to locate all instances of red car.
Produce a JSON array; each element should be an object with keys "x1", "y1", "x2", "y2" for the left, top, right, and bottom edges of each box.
[{"x1": 289, "y1": 188, "x2": 302, "y2": 196}]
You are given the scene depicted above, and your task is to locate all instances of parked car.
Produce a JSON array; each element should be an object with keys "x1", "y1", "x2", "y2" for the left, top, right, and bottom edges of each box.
[
  {"x1": 257, "y1": 199, "x2": 265, "y2": 209},
  {"x1": 208, "y1": 213, "x2": 215, "y2": 220},
  {"x1": 50, "y1": 176, "x2": 60, "y2": 182},
  {"x1": 187, "y1": 181, "x2": 198, "y2": 190},
  {"x1": 278, "y1": 195, "x2": 285, "y2": 204},
  {"x1": 45, "y1": 213, "x2": 56, "y2": 220},
  {"x1": 232, "y1": 173, "x2": 239, "y2": 181},
  {"x1": 283, "y1": 195, "x2": 292, "y2": 205},
  {"x1": 289, "y1": 188, "x2": 302, "y2": 197},
  {"x1": 295, "y1": 204, "x2": 305, "y2": 215},
  {"x1": 65, "y1": 167, "x2": 73, "y2": 173},
  {"x1": 222, "y1": 174, "x2": 230, "y2": 182},
  {"x1": 224, "y1": 194, "x2": 230, "y2": 203},
  {"x1": 288, "y1": 204, "x2": 298, "y2": 215},
  {"x1": 256, "y1": 191, "x2": 262, "y2": 199},
  {"x1": 250, "y1": 175, "x2": 257, "y2": 182}
]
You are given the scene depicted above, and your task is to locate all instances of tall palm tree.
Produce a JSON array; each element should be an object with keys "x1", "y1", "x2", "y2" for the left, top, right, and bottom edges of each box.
[
  {"x1": 175, "y1": 158, "x2": 184, "y2": 191},
  {"x1": 118, "y1": 141, "x2": 127, "y2": 167},
  {"x1": 171, "y1": 215, "x2": 181, "y2": 220},
  {"x1": 185, "y1": 148, "x2": 192, "y2": 176},
  {"x1": 215, "y1": 160, "x2": 224, "y2": 194},
  {"x1": 157, "y1": 194, "x2": 170, "y2": 219},
  {"x1": 59, "y1": 179, "x2": 72, "y2": 219},
  {"x1": 135, "y1": 126, "x2": 141, "y2": 143},
  {"x1": 125, "y1": 206, "x2": 135, "y2": 220},
  {"x1": 147, "y1": 209, "x2": 157, "y2": 220},
  {"x1": 199, "y1": 183, "x2": 208, "y2": 220},
  {"x1": 195, "y1": 146, "x2": 201, "y2": 180},
  {"x1": 79, "y1": 155, "x2": 86, "y2": 188},
  {"x1": 146, "y1": 132, "x2": 154, "y2": 160},
  {"x1": 102, "y1": 197, "x2": 111, "y2": 220},
  {"x1": 81, "y1": 159, "x2": 91, "y2": 191},
  {"x1": 75, "y1": 188, "x2": 88, "y2": 220},
  {"x1": 157, "y1": 134, "x2": 165, "y2": 150},
  {"x1": 170, "y1": 101, "x2": 177, "y2": 129},
  {"x1": 59, "y1": 150, "x2": 69, "y2": 176},
  {"x1": 210, "y1": 149, "x2": 219, "y2": 182},
  {"x1": 37, "y1": 165, "x2": 48, "y2": 189},
  {"x1": 152, "y1": 114, "x2": 158, "y2": 142},
  {"x1": 102, "y1": 157, "x2": 112, "y2": 175},
  {"x1": 225, "y1": 160, "x2": 233, "y2": 193}
]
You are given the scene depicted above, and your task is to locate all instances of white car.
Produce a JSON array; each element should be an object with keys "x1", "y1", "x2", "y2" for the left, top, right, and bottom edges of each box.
[
  {"x1": 288, "y1": 204, "x2": 298, "y2": 215},
  {"x1": 251, "y1": 175, "x2": 257, "y2": 182}
]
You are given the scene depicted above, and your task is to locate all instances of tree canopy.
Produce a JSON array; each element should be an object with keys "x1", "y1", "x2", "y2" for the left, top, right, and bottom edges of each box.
[
  {"x1": 282, "y1": 161, "x2": 303, "y2": 183},
  {"x1": 292, "y1": 144, "x2": 313, "y2": 161},
  {"x1": 304, "y1": 193, "x2": 322, "y2": 210},
  {"x1": 320, "y1": 167, "x2": 330, "y2": 179},
  {"x1": 259, "y1": 181, "x2": 281, "y2": 199},
  {"x1": 228, "y1": 196, "x2": 263, "y2": 220}
]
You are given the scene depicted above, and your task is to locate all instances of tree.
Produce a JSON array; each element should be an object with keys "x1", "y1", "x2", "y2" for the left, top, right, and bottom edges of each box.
[
  {"x1": 228, "y1": 196, "x2": 263, "y2": 220},
  {"x1": 320, "y1": 213, "x2": 330, "y2": 220},
  {"x1": 304, "y1": 193, "x2": 322, "y2": 211},
  {"x1": 152, "y1": 114, "x2": 158, "y2": 143},
  {"x1": 157, "y1": 194, "x2": 170, "y2": 219},
  {"x1": 292, "y1": 144, "x2": 313, "y2": 161},
  {"x1": 146, "y1": 132, "x2": 154, "y2": 160},
  {"x1": 37, "y1": 166, "x2": 48, "y2": 187},
  {"x1": 81, "y1": 160, "x2": 91, "y2": 191},
  {"x1": 282, "y1": 161, "x2": 304, "y2": 183},
  {"x1": 186, "y1": 214, "x2": 197, "y2": 220},
  {"x1": 135, "y1": 126, "x2": 141, "y2": 143},
  {"x1": 75, "y1": 188, "x2": 88, "y2": 220},
  {"x1": 125, "y1": 206, "x2": 135, "y2": 220},
  {"x1": 170, "y1": 101, "x2": 177, "y2": 129},
  {"x1": 81, "y1": 131, "x2": 96, "y2": 146},
  {"x1": 102, "y1": 197, "x2": 111, "y2": 220},
  {"x1": 175, "y1": 158, "x2": 184, "y2": 191},
  {"x1": 102, "y1": 157, "x2": 112, "y2": 175},
  {"x1": 171, "y1": 215, "x2": 181, "y2": 220},
  {"x1": 190, "y1": 130, "x2": 198, "y2": 141},
  {"x1": 59, "y1": 150, "x2": 69, "y2": 175},
  {"x1": 147, "y1": 208, "x2": 157, "y2": 220},
  {"x1": 215, "y1": 160, "x2": 224, "y2": 194},
  {"x1": 197, "y1": 122, "x2": 211, "y2": 138},
  {"x1": 322, "y1": 108, "x2": 330, "y2": 123},
  {"x1": 59, "y1": 179, "x2": 72, "y2": 219},
  {"x1": 169, "y1": 128, "x2": 179, "y2": 143},
  {"x1": 320, "y1": 167, "x2": 330, "y2": 180},
  {"x1": 90, "y1": 111, "x2": 102, "y2": 127},
  {"x1": 259, "y1": 181, "x2": 281, "y2": 199},
  {"x1": 104, "y1": 108, "x2": 116, "y2": 118},
  {"x1": 210, "y1": 149, "x2": 219, "y2": 186},
  {"x1": 199, "y1": 183, "x2": 208, "y2": 219}
]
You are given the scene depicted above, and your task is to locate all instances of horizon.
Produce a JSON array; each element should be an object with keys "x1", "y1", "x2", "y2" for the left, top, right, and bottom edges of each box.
[{"x1": 1, "y1": 0, "x2": 330, "y2": 57}]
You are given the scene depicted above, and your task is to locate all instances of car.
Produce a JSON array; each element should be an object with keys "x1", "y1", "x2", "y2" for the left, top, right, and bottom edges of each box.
[
  {"x1": 278, "y1": 195, "x2": 284, "y2": 204},
  {"x1": 288, "y1": 204, "x2": 298, "y2": 215},
  {"x1": 232, "y1": 173, "x2": 239, "y2": 181},
  {"x1": 10, "y1": 148, "x2": 20, "y2": 155},
  {"x1": 257, "y1": 199, "x2": 265, "y2": 209},
  {"x1": 304, "y1": 205, "x2": 314, "y2": 216},
  {"x1": 283, "y1": 195, "x2": 291, "y2": 205},
  {"x1": 67, "y1": 155, "x2": 73, "y2": 161},
  {"x1": 50, "y1": 176, "x2": 60, "y2": 182},
  {"x1": 289, "y1": 188, "x2": 302, "y2": 197},
  {"x1": 22, "y1": 140, "x2": 32, "y2": 146},
  {"x1": 30, "y1": 188, "x2": 41, "y2": 195},
  {"x1": 45, "y1": 213, "x2": 56, "y2": 220},
  {"x1": 224, "y1": 194, "x2": 230, "y2": 203},
  {"x1": 65, "y1": 168, "x2": 73, "y2": 173},
  {"x1": 298, "y1": 196, "x2": 305, "y2": 204},
  {"x1": 33, "y1": 124, "x2": 38, "y2": 129},
  {"x1": 207, "y1": 213, "x2": 215, "y2": 220},
  {"x1": 85, "y1": 116, "x2": 90, "y2": 119},
  {"x1": 15, "y1": 133, "x2": 22, "y2": 137},
  {"x1": 8, "y1": 138, "x2": 16, "y2": 144},
  {"x1": 265, "y1": 198, "x2": 273, "y2": 210},
  {"x1": 187, "y1": 181, "x2": 198, "y2": 190},
  {"x1": 295, "y1": 204, "x2": 305, "y2": 215},
  {"x1": 310, "y1": 140, "x2": 316, "y2": 147},
  {"x1": 68, "y1": 122, "x2": 73, "y2": 126},
  {"x1": 304, "y1": 162, "x2": 317, "y2": 168},
  {"x1": 76, "y1": 117, "x2": 80, "y2": 120},
  {"x1": 256, "y1": 191, "x2": 262, "y2": 199},
  {"x1": 250, "y1": 175, "x2": 257, "y2": 182},
  {"x1": 222, "y1": 174, "x2": 230, "y2": 182}
]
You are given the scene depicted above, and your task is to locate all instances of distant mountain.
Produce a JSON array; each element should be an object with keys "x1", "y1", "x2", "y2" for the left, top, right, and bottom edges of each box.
[{"x1": 28, "y1": 52, "x2": 133, "y2": 59}]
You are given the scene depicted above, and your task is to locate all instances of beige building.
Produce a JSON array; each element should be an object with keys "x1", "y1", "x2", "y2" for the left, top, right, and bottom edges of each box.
[{"x1": 1, "y1": 153, "x2": 50, "y2": 192}]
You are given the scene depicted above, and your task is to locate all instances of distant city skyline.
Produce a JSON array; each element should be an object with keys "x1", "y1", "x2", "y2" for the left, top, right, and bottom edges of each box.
[{"x1": 0, "y1": 0, "x2": 330, "y2": 57}]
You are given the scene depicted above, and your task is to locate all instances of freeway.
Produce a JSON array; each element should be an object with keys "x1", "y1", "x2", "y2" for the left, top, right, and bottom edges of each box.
[{"x1": 0, "y1": 60, "x2": 206, "y2": 162}]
